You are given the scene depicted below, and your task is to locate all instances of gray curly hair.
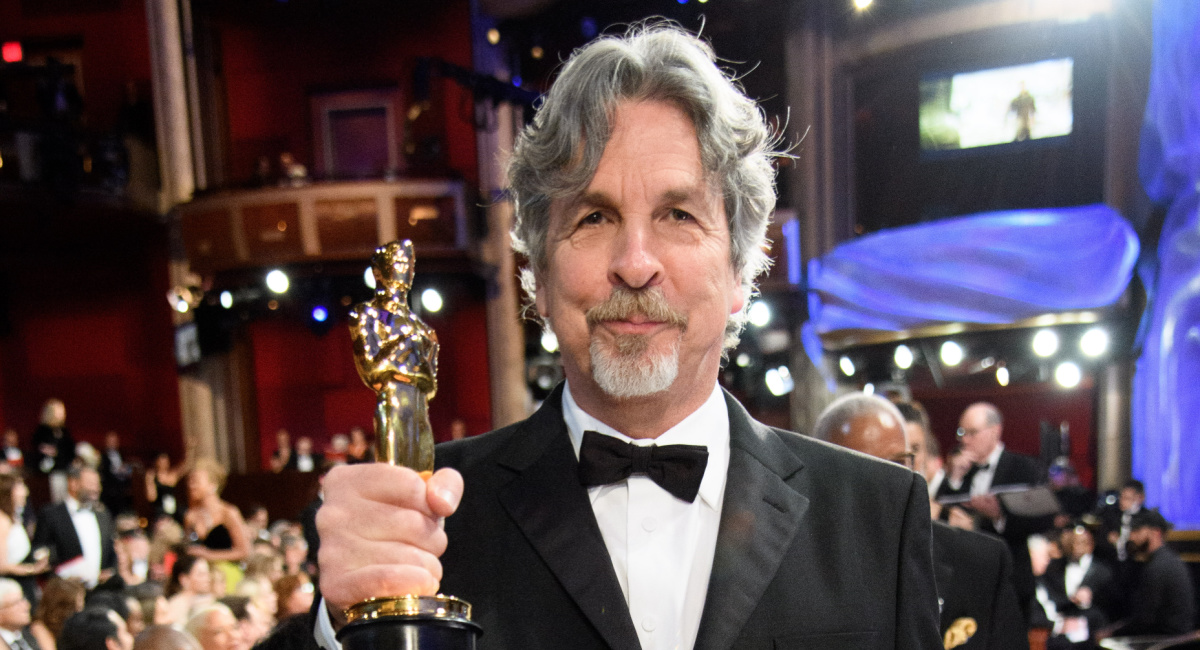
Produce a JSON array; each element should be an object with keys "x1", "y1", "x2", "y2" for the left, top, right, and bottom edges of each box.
[{"x1": 508, "y1": 22, "x2": 782, "y2": 350}]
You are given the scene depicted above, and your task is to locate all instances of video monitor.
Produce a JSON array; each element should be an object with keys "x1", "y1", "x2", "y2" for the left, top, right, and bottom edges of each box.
[{"x1": 919, "y1": 58, "x2": 1074, "y2": 151}]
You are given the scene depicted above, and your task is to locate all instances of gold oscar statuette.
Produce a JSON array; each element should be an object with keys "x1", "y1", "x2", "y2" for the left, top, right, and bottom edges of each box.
[{"x1": 339, "y1": 240, "x2": 481, "y2": 650}]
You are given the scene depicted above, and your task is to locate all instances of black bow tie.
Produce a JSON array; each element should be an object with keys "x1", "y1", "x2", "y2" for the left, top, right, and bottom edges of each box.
[
  {"x1": 577, "y1": 431, "x2": 709, "y2": 503},
  {"x1": 974, "y1": 463, "x2": 991, "y2": 472}
]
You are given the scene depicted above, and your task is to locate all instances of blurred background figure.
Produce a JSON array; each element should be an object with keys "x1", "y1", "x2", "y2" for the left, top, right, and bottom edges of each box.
[
  {"x1": 33, "y1": 466, "x2": 116, "y2": 589},
  {"x1": 284, "y1": 438, "x2": 320, "y2": 473},
  {"x1": 58, "y1": 607, "x2": 135, "y2": 650},
  {"x1": 0, "y1": 578, "x2": 37, "y2": 650},
  {"x1": 267, "y1": 431, "x2": 291, "y2": 474},
  {"x1": 132, "y1": 625, "x2": 201, "y2": 650},
  {"x1": 30, "y1": 399, "x2": 74, "y2": 504},
  {"x1": 323, "y1": 435, "x2": 348, "y2": 465},
  {"x1": 183, "y1": 603, "x2": 239, "y2": 650},
  {"x1": 1, "y1": 431, "x2": 24, "y2": 471},
  {"x1": 1109, "y1": 509, "x2": 1196, "y2": 637},
  {"x1": 1044, "y1": 523, "x2": 1118, "y2": 633},
  {"x1": 144, "y1": 455, "x2": 184, "y2": 526},
  {"x1": 98, "y1": 432, "x2": 134, "y2": 517},
  {"x1": 30, "y1": 577, "x2": 86, "y2": 650},
  {"x1": 115, "y1": 528, "x2": 150, "y2": 587},
  {"x1": 344, "y1": 427, "x2": 372, "y2": 465},
  {"x1": 241, "y1": 506, "x2": 269, "y2": 544},
  {"x1": 164, "y1": 555, "x2": 212, "y2": 625},
  {"x1": 270, "y1": 574, "x2": 311, "y2": 622},
  {"x1": 182, "y1": 459, "x2": 249, "y2": 591},
  {"x1": 0, "y1": 473, "x2": 48, "y2": 607}
]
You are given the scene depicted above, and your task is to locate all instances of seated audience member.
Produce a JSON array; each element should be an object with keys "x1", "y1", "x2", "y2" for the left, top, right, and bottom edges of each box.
[
  {"x1": 58, "y1": 607, "x2": 135, "y2": 650},
  {"x1": 271, "y1": 574, "x2": 313, "y2": 621},
  {"x1": 148, "y1": 519, "x2": 184, "y2": 583},
  {"x1": 30, "y1": 577, "x2": 86, "y2": 650},
  {"x1": 33, "y1": 466, "x2": 116, "y2": 589},
  {"x1": 1044, "y1": 524, "x2": 1119, "y2": 628},
  {"x1": 0, "y1": 474, "x2": 49, "y2": 606},
  {"x1": 268, "y1": 431, "x2": 291, "y2": 474},
  {"x1": 1, "y1": 430, "x2": 24, "y2": 469},
  {"x1": 817, "y1": 394, "x2": 1028, "y2": 649},
  {"x1": 145, "y1": 455, "x2": 184, "y2": 525},
  {"x1": 0, "y1": 578, "x2": 37, "y2": 650},
  {"x1": 123, "y1": 595, "x2": 146, "y2": 639},
  {"x1": 234, "y1": 576, "x2": 277, "y2": 627},
  {"x1": 1029, "y1": 535, "x2": 1091, "y2": 648},
  {"x1": 128, "y1": 582, "x2": 172, "y2": 629},
  {"x1": 183, "y1": 604, "x2": 239, "y2": 650},
  {"x1": 285, "y1": 438, "x2": 321, "y2": 473},
  {"x1": 164, "y1": 555, "x2": 213, "y2": 626},
  {"x1": 343, "y1": 427, "x2": 372, "y2": 465},
  {"x1": 278, "y1": 535, "x2": 308, "y2": 577},
  {"x1": 116, "y1": 528, "x2": 151, "y2": 587},
  {"x1": 132, "y1": 625, "x2": 201, "y2": 650},
  {"x1": 242, "y1": 549, "x2": 282, "y2": 587},
  {"x1": 217, "y1": 596, "x2": 268, "y2": 650},
  {"x1": 324, "y1": 435, "x2": 348, "y2": 466},
  {"x1": 241, "y1": 506, "x2": 269, "y2": 544},
  {"x1": 85, "y1": 589, "x2": 146, "y2": 640},
  {"x1": 1110, "y1": 509, "x2": 1196, "y2": 636}
]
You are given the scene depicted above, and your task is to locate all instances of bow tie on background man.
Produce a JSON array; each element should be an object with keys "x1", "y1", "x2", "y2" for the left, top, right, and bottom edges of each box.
[{"x1": 577, "y1": 431, "x2": 709, "y2": 503}]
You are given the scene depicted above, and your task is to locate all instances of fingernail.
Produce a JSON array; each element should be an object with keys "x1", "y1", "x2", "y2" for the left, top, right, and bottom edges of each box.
[{"x1": 435, "y1": 488, "x2": 460, "y2": 509}]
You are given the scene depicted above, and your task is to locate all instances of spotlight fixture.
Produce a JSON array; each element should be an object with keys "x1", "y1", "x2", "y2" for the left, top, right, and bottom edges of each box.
[
  {"x1": 894, "y1": 344, "x2": 914, "y2": 369},
  {"x1": 863, "y1": 383, "x2": 875, "y2": 395},
  {"x1": 940, "y1": 341, "x2": 964, "y2": 366},
  {"x1": 1032, "y1": 329, "x2": 1059, "y2": 357},
  {"x1": 996, "y1": 366, "x2": 1010, "y2": 386},
  {"x1": 219, "y1": 291, "x2": 233, "y2": 309},
  {"x1": 531, "y1": 46, "x2": 544, "y2": 60},
  {"x1": 765, "y1": 366, "x2": 794, "y2": 396},
  {"x1": 748, "y1": 301, "x2": 771, "y2": 327},
  {"x1": 839, "y1": 356, "x2": 856, "y2": 376},
  {"x1": 421, "y1": 288, "x2": 444, "y2": 313},
  {"x1": 541, "y1": 331, "x2": 559, "y2": 353},
  {"x1": 1055, "y1": 361, "x2": 1082, "y2": 388},
  {"x1": 486, "y1": 28, "x2": 500, "y2": 45},
  {"x1": 311, "y1": 306, "x2": 329, "y2": 323},
  {"x1": 853, "y1": 0, "x2": 873, "y2": 9},
  {"x1": 736, "y1": 353, "x2": 751, "y2": 368},
  {"x1": 265, "y1": 270, "x2": 290, "y2": 294},
  {"x1": 1080, "y1": 327, "x2": 1109, "y2": 357}
]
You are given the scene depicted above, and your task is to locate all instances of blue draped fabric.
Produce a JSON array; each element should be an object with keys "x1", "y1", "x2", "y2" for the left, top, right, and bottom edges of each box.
[
  {"x1": 807, "y1": 204, "x2": 1139, "y2": 334},
  {"x1": 1132, "y1": 0, "x2": 1200, "y2": 529}
]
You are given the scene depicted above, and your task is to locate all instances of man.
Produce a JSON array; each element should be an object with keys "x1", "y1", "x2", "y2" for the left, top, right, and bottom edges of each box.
[
  {"x1": 1112, "y1": 509, "x2": 1196, "y2": 635},
  {"x1": 98, "y1": 432, "x2": 133, "y2": 516},
  {"x1": 58, "y1": 608, "x2": 134, "y2": 650},
  {"x1": 956, "y1": 402, "x2": 1053, "y2": 618},
  {"x1": 311, "y1": 24, "x2": 939, "y2": 650},
  {"x1": 1043, "y1": 524, "x2": 1118, "y2": 629},
  {"x1": 132, "y1": 626, "x2": 200, "y2": 650},
  {"x1": 184, "y1": 604, "x2": 241, "y2": 650},
  {"x1": 286, "y1": 437, "x2": 323, "y2": 473},
  {"x1": 32, "y1": 466, "x2": 116, "y2": 588},
  {"x1": 818, "y1": 394, "x2": 1027, "y2": 649},
  {"x1": 0, "y1": 578, "x2": 38, "y2": 650},
  {"x1": 1096, "y1": 479, "x2": 1144, "y2": 564}
]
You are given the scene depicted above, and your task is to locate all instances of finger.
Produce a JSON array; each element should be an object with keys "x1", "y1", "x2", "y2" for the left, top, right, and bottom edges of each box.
[
  {"x1": 425, "y1": 468, "x2": 463, "y2": 517},
  {"x1": 318, "y1": 501, "x2": 448, "y2": 556},
  {"x1": 324, "y1": 563, "x2": 443, "y2": 611},
  {"x1": 325, "y1": 464, "x2": 435, "y2": 516}
]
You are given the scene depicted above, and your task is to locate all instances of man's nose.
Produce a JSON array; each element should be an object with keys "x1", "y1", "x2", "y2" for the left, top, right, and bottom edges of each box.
[{"x1": 608, "y1": 221, "x2": 663, "y2": 290}]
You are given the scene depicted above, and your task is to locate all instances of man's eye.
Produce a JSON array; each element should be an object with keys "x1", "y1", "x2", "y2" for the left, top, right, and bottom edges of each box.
[
  {"x1": 580, "y1": 212, "x2": 604, "y2": 226},
  {"x1": 670, "y1": 209, "x2": 694, "y2": 221}
]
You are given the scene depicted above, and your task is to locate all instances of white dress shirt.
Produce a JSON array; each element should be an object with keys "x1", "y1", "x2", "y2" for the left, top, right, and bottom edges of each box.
[
  {"x1": 969, "y1": 443, "x2": 1005, "y2": 497},
  {"x1": 62, "y1": 497, "x2": 103, "y2": 588},
  {"x1": 1064, "y1": 553, "x2": 1092, "y2": 599},
  {"x1": 316, "y1": 382, "x2": 730, "y2": 650}
]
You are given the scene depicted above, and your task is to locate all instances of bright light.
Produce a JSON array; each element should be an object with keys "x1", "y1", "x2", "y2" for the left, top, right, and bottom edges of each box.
[
  {"x1": 736, "y1": 353, "x2": 751, "y2": 368},
  {"x1": 748, "y1": 301, "x2": 771, "y2": 327},
  {"x1": 894, "y1": 344, "x2": 914, "y2": 369},
  {"x1": 531, "y1": 46, "x2": 544, "y2": 60},
  {"x1": 363, "y1": 268, "x2": 377, "y2": 290},
  {"x1": 980, "y1": 356, "x2": 995, "y2": 369},
  {"x1": 765, "y1": 366, "x2": 794, "y2": 396},
  {"x1": 1080, "y1": 327, "x2": 1109, "y2": 357},
  {"x1": 541, "y1": 331, "x2": 559, "y2": 353},
  {"x1": 863, "y1": 383, "x2": 875, "y2": 395},
  {"x1": 486, "y1": 28, "x2": 500, "y2": 45},
  {"x1": 1055, "y1": 361, "x2": 1082, "y2": 388},
  {"x1": 311, "y1": 306, "x2": 328, "y2": 322},
  {"x1": 266, "y1": 270, "x2": 289, "y2": 294},
  {"x1": 996, "y1": 366, "x2": 1010, "y2": 386},
  {"x1": 853, "y1": 0, "x2": 873, "y2": 9},
  {"x1": 219, "y1": 291, "x2": 233, "y2": 309},
  {"x1": 839, "y1": 356, "x2": 856, "y2": 376},
  {"x1": 1032, "y1": 329, "x2": 1059, "y2": 357},
  {"x1": 174, "y1": 300, "x2": 189, "y2": 314},
  {"x1": 2, "y1": 42, "x2": 22, "y2": 64},
  {"x1": 940, "y1": 341, "x2": 964, "y2": 366},
  {"x1": 421, "y1": 288, "x2": 443, "y2": 313}
]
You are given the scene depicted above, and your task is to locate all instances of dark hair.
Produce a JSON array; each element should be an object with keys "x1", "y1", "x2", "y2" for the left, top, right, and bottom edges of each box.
[
  {"x1": 58, "y1": 608, "x2": 119, "y2": 650},
  {"x1": 35, "y1": 577, "x2": 87, "y2": 640},
  {"x1": 85, "y1": 590, "x2": 129, "y2": 622},
  {"x1": 165, "y1": 553, "x2": 206, "y2": 598},
  {"x1": 218, "y1": 595, "x2": 251, "y2": 621},
  {"x1": 1123, "y1": 479, "x2": 1145, "y2": 495},
  {"x1": 1130, "y1": 508, "x2": 1171, "y2": 532},
  {"x1": 0, "y1": 473, "x2": 21, "y2": 519}
]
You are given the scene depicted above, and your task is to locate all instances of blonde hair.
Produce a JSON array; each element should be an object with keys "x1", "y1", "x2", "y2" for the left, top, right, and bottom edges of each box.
[{"x1": 188, "y1": 457, "x2": 228, "y2": 493}]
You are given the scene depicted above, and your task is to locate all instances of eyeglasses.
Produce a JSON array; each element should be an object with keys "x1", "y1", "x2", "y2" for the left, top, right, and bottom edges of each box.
[
  {"x1": 890, "y1": 452, "x2": 916, "y2": 470},
  {"x1": 956, "y1": 427, "x2": 988, "y2": 439}
]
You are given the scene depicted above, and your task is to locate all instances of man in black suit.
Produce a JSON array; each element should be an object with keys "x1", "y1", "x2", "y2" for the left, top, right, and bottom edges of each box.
[
  {"x1": 0, "y1": 578, "x2": 40, "y2": 650},
  {"x1": 957, "y1": 402, "x2": 1054, "y2": 620},
  {"x1": 1112, "y1": 509, "x2": 1196, "y2": 636},
  {"x1": 308, "y1": 24, "x2": 941, "y2": 650},
  {"x1": 31, "y1": 466, "x2": 116, "y2": 589},
  {"x1": 1043, "y1": 524, "x2": 1119, "y2": 628},
  {"x1": 821, "y1": 394, "x2": 1027, "y2": 649}
]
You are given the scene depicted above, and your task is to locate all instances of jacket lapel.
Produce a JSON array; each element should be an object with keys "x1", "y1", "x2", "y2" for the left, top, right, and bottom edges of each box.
[
  {"x1": 694, "y1": 392, "x2": 809, "y2": 650},
  {"x1": 496, "y1": 387, "x2": 642, "y2": 650}
]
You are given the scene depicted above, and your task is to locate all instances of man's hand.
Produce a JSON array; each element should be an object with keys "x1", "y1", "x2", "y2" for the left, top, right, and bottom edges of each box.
[
  {"x1": 947, "y1": 506, "x2": 976, "y2": 531},
  {"x1": 967, "y1": 494, "x2": 1002, "y2": 521},
  {"x1": 317, "y1": 464, "x2": 463, "y2": 623},
  {"x1": 1071, "y1": 586, "x2": 1093, "y2": 609}
]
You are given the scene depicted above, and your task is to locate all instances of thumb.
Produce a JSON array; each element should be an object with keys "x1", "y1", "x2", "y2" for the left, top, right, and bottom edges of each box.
[{"x1": 425, "y1": 468, "x2": 464, "y2": 517}]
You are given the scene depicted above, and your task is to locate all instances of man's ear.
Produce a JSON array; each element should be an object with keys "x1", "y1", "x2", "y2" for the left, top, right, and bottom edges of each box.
[{"x1": 106, "y1": 637, "x2": 121, "y2": 650}]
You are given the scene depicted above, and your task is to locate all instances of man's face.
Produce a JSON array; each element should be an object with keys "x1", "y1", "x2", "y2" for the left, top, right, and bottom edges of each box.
[
  {"x1": 70, "y1": 469, "x2": 101, "y2": 504},
  {"x1": 297, "y1": 438, "x2": 312, "y2": 454},
  {"x1": 107, "y1": 610, "x2": 134, "y2": 650},
  {"x1": 957, "y1": 406, "x2": 1001, "y2": 464},
  {"x1": 840, "y1": 411, "x2": 912, "y2": 469},
  {"x1": 903, "y1": 422, "x2": 929, "y2": 477},
  {"x1": 536, "y1": 100, "x2": 743, "y2": 402},
  {"x1": 1068, "y1": 528, "x2": 1094, "y2": 561},
  {"x1": 1127, "y1": 526, "x2": 1153, "y2": 558},
  {"x1": 1119, "y1": 487, "x2": 1143, "y2": 512},
  {"x1": 196, "y1": 609, "x2": 240, "y2": 650},
  {"x1": 0, "y1": 591, "x2": 30, "y2": 630}
]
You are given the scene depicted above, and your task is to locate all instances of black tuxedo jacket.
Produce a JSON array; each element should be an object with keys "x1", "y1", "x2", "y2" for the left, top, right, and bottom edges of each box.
[
  {"x1": 932, "y1": 521, "x2": 1028, "y2": 650},
  {"x1": 1043, "y1": 556, "x2": 1119, "y2": 625},
  {"x1": 430, "y1": 386, "x2": 940, "y2": 649},
  {"x1": 31, "y1": 502, "x2": 116, "y2": 572}
]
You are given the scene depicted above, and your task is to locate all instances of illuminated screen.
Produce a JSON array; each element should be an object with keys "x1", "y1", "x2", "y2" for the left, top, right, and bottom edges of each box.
[{"x1": 919, "y1": 58, "x2": 1074, "y2": 151}]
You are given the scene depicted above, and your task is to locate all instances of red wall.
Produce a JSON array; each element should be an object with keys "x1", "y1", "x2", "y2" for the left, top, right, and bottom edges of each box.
[
  {"x1": 0, "y1": 0, "x2": 153, "y2": 131},
  {"x1": 913, "y1": 381, "x2": 1097, "y2": 489},
  {"x1": 217, "y1": 1, "x2": 478, "y2": 185},
  {"x1": 249, "y1": 287, "x2": 492, "y2": 469}
]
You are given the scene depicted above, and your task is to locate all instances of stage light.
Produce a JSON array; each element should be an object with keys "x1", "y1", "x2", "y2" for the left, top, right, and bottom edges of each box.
[
  {"x1": 980, "y1": 356, "x2": 995, "y2": 369},
  {"x1": 512, "y1": 76, "x2": 523, "y2": 87},
  {"x1": 1080, "y1": 327, "x2": 1109, "y2": 357},
  {"x1": 2, "y1": 42, "x2": 22, "y2": 64},
  {"x1": 894, "y1": 344, "x2": 914, "y2": 369},
  {"x1": 486, "y1": 28, "x2": 500, "y2": 45},
  {"x1": 765, "y1": 366, "x2": 794, "y2": 396},
  {"x1": 312, "y1": 306, "x2": 328, "y2": 323},
  {"x1": 996, "y1": 366, "x2": 1010, "y2": 386},
  {"x1": 363, "y1": 267, "x2": 376, "y2": 290},
  {"x1": 853, "y1": 0, "x2": 873, "y2": 9},
  {"x1": 748, "y1": 301, "x2": 771, "y2": 327},
  {"x1": 541, "y1": 331, "x2": 559, "y2": 353},
  {"x1": 736, "y1": 353, "x2": 751, "y2": 368},
  {"x1": 219, "y1": 291, "x2": 233, "y2": 309},
  {"x1": 421, "y1": 288, "x2": 443, "y2": 313},
  {"x1": 863, "y1": 383, "x2": 875, "y2": 395},
  {"x1": 266, "y1": 270, "x2": 289, "y2": 294},
  {"x1": 174, "y1": 299, "x2": 189, "y2": 313},
  {"x1": 839, "y1": 356, "x2": 856, "y2": 376},
  {"x1": 940, "y1": 341, "x2": 964, "y2": 366},
  {"x1": 531, "y1": 46, "x2": 544, "y2": 60},
  {"x1": 1055, "y1": 361, "x2": 1082, "y2": 388},
  {"x1": 1032, "y1": 329, "x2": 1059, "y2": 357}
]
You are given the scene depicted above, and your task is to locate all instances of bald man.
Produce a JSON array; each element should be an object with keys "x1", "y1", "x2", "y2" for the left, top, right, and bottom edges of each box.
[{"x1": 816, "y1": 394, "x2": 1028, "y2": 650}]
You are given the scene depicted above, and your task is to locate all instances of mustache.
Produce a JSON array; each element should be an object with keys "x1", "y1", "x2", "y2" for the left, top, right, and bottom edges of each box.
[{"x1": 585, "y1": 287, "x2": 688, "y2": 330}]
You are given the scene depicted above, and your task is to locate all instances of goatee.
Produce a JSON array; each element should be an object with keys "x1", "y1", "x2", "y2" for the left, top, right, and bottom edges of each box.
[{"x1": 585, "y1": 287, "x2": 687, "y2": 399}]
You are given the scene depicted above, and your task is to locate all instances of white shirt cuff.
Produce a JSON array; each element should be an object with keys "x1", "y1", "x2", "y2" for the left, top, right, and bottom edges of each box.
[
  {"x1": 993, "y1": 515, "x2": 1006, "y2": 534},
  {"x1": 314, "y1": 598, "x2": 343, "y2": 650}
]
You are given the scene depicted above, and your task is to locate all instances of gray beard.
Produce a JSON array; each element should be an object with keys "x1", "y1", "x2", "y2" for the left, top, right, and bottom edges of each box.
[{"x1": 589, "y1": 334, "x2": 679, "y2": 399}]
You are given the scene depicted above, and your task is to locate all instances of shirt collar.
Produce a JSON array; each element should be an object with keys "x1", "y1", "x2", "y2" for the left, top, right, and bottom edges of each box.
[
  {"x1": 1070, "y1": 553, "x2": 1093, "y2": 572},
  {"x1": 984, "y1": 443, "x2": 1004, "y2": 470},
  {"x1": 562, "y1": 381, "x2": 730, "y2": 509}
]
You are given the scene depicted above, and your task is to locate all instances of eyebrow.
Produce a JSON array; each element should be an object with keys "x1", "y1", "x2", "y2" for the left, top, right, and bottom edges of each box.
[{"x1": 570, "y1": 186, "x2": 709, "y2": 213}]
